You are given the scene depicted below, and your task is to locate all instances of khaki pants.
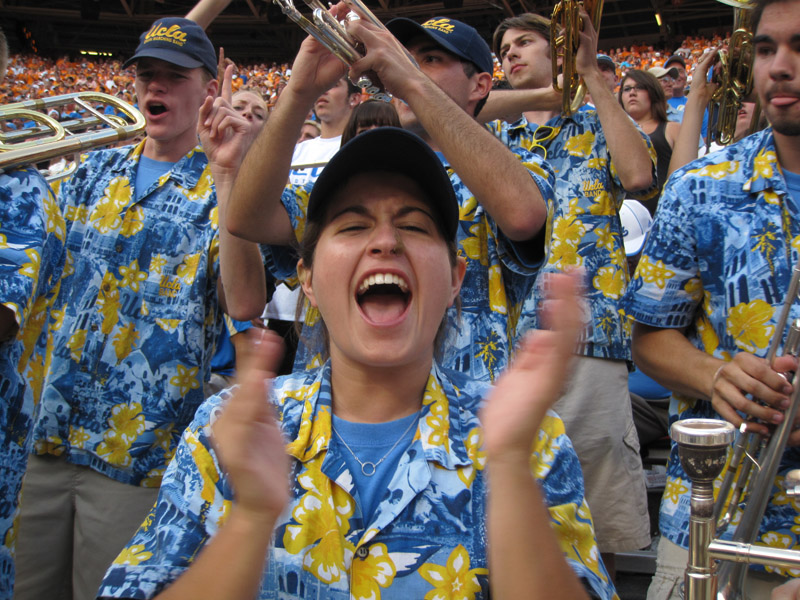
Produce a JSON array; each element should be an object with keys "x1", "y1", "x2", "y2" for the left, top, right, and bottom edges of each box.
[
  {"x1": 555, "y1": 357, "x2": 651, "y2": 553},
  {"x1": 13, "y1": 455, "x2": 159, "y2": 600}
]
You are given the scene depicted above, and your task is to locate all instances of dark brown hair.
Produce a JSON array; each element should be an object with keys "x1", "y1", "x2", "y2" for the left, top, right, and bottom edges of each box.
[
  {"x1": 492, "y1": 13, "x2": 551, "y2": 58},
  {"x1": 618, "y1": 69, "x2": 668, "y2": 123},
  {"x1": 341, "y1": 101, "x2": 401, "y2": 145}
]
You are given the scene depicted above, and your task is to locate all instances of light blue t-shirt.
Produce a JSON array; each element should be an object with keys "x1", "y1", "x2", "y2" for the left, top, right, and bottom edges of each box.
[
  {"x1": 331, "y1": 411, "x2": 419, "y2": 522},
  {"x1": 135, "y1": 156, "x2": 174, "y2": 199},
  {"x1": 784, "y1": 168, "x2": 800, "y2": 204}
]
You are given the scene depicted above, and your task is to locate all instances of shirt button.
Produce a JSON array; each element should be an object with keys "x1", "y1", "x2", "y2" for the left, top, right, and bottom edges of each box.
[
  {"x1": 355, "y1": 546, "x2": 369, "y2": 559},
  {"x1": 90, "y1": 324, "x2": 98, "y2": 332},
  {"x1": 115, "y1": 244, "x2": 122, "y2": 252}
]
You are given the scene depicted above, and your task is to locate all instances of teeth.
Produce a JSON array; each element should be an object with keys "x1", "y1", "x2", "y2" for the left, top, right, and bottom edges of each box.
[{"x1": 357, "y1": 273, "x2": 409, "y2": 295}]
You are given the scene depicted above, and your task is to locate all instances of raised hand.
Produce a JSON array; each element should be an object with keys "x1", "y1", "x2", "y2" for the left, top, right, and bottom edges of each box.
[
  {"x1": 481, "y1": 273, "x2": 584, "y2": 462},
  {"x1": 211, "y1": 329, "x2": 289, "y2": 520},
  {"x1": 198, "y1": 63, "x2": 257, "y2": 179}
]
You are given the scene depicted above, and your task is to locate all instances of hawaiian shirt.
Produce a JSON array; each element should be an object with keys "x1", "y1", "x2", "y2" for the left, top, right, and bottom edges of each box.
[
  {"x1": 32, "y1": 140, "x2": 223, "y2": 487},
  {"x1": 488, "y1": 112, "x2": 658, "y2": 361},
  {"x1": 98, "y1": 361, "x2": 618, "y2": 599},
  {"x1": 620, "y1": 129, "x2": 800, "y2": 572},
  {"x1": 0, "y1": 167, "x2": 65, "y2": 599},
  {"x1": 266, "y1": 149, "x2": 555, "y2": 383}
]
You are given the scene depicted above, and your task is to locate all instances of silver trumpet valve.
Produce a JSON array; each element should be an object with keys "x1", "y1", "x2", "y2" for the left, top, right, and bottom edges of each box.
[{"x1": 272, "y1": 0, "x2": 391, "y2": 101}]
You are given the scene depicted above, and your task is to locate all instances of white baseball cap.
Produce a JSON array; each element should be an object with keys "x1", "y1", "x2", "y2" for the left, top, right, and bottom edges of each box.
[{"x1": 620, "y1": 200, "x2": 653, "y2": 256}]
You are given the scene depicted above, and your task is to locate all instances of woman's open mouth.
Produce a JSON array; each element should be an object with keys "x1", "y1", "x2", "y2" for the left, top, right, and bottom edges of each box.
[{"x1": 356, "y1": 273, "x2": 411, "y2": 325}]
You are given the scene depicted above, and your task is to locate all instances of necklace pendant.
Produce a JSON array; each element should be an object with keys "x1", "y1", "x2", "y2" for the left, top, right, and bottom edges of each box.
[{"x1": 361, "y1": 462, "x2": 377, "y2": 477}]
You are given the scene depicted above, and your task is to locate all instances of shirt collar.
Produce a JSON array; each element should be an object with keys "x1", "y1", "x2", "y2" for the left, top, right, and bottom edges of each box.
[
  {"x1": 742, "y1": 129, "x2": 790, "y2": 198},
  {"x1": 281, "y1": 361, "x2": 473, "y2": 470},
  {"x1": 112, "y1": 139, "x2": 209, "y2": 189}
]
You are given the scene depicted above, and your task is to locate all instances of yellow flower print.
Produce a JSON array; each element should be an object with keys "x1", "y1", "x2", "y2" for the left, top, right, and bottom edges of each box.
[
  {"x1": 587, "y1": 157, "x2": 608, "y2": 170},
  {"x1": 113, "y1": 322, "x2": 139, "y2": 362},
  {"x1": 563, "y1": 131, "x2": 595, "y2": 157},
  {"x1": 68, "y1": 426, "x2": 91, "y2": 449},
  {"x1": 294, "y1": 186, "x2": 310, "y2": 241},
  {"x1": 419, "y1": 545, "x2": 487, "y2": 600},
  {"x1": 119, "y1": 206, "x2": 145, "y2": 238},
  {"x1": 210, "y1": 204, "x2": 219, "y2": 229},
  {"x1": 760, "y1": 531, "x2": 794, "y2": 549},
  {"x1": 488, "y1": 263, "x2": 507, "y2": 314},
  {"x1": 43, "y1": 194, "x2": 66, "y2": 239},
  {"x1": 423, "y1": 377, "x2": 450, "y2": 448},
  {"x1": 20, "y1": 248, "x2": 41, "y2": 280},
  {"x1": 609, "y1": 247, "x2": 626, "y2": 269},
  {"x1": 155, "y1": 319, "x2": 181, "y2": 333},
  {"x1": 550, "y1": 502, "x2": 602, "y2": 576},
  {"x1": 96, "y1": 431, "x2": 133, "y2": 467},
  {"x1": 751, "y1": 149, "x2": 778, "y2": 182},
  {"x1": 636, "y1": 256, "x2": 675, "y2": 289},
  {"x1": 351, "y1": 543, "x2": 397, "y2": 599},
  {"x1": 727, "y1": 299, "x2": 775, "y2": 353},
  {"x1": 64, "y1": 204, "x2": 90, "y2": 225},
  {"x1": 283, "y1": 462, "x2": 355, "y2": 584},
  {"x1": 459, "y1": 195, "x2": 478, "y2": 222},
  {"x1": 594, "y1": 223, "x2": 615, "y2": 252},
  {"x1": 593, "y1": 266, "x2": 625, "y2": 299},
  {"x1": 548, "y1": 240, "x2": 583, "y2": 269},
  {"x1": 663, "y1": 477, "x2": 689, "y2": 504},
  {"x1": 552, "y1": 214, "x2": 586, "y2": 247},
  {"x1": 185, "y1": 167, "x2": 213, "y2": 202},
  {"x1": 457, "y1": 427, "x2": 486, "y2": 488},
  {"x1": 152, "y1": 424, "x2": 175, "y2": 452},
  {"x1": 118, "y1": 260, "x2": 148, "y2": 292},
  {"x1": 97, "y1": 279, "x2": 121, "y2": 336},
  {"x1": 567, "y1": 197, "x2": 586, "y2": 215},
  {"x1": 764, "y1": 189, "x2": 781, "y2": 206},
  {"x1": 697, "y1": 314, "x2": 721, "y2": 356},
  {"x1": 149, "y1": 254, "x2": 167, "y2": 275},
  {"x1": 112, "y1": 544, "x2": 153, "y2": 566},
  {"x1": 589, "y1": 190, "x2": 614, "y2": 216},
  {"x1": 176, "y1": 253, "x2": 201, "y2": 284},
  {"x1": 108, "y1": 401, "x2": 146, "y2": 442},
  {"x1": 66, "y1": 328, "x2": 87, "y2": 362},
  {"x1": 459, "y1": 223, "x2": 488, "y2": 266},
  {"x1": 170, "y1": 364, "x2": 200, "y2": 396},
  {"x1": 90, "y1": 198, "x2": 123, "y2": 233},
  {"x1": 684, "y1": 277, "x2": 704, "y2": 302},
  {"x1": 689, "y1": 161, "x2": 740, "y2": 180}
]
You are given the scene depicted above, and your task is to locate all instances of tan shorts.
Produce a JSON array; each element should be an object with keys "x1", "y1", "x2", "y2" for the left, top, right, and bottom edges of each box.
[
  {"x1": 13, "y1": 454, "x2": 159, "y2": 600},
  {"x1": 555, "y1": 356, "x2": 651, "y2": 553}
]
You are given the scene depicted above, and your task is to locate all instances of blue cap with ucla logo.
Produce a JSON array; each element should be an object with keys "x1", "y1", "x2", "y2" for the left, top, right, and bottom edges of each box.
[
  {"x1": 386, "y1": 17, "x2": 493, "y2": 76},
  {"x1": 124, "y1": 17, "x2": 217, "y2": 76}
]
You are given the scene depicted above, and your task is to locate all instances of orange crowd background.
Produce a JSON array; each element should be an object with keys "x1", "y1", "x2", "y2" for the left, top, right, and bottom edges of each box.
[{"x1": 1, "y1": 32, "x2": 728, "y2": 109}]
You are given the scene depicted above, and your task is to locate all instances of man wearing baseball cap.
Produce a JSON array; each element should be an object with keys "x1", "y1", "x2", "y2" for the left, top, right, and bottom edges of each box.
[
  {"x1": 12, "y1": 12, "x2": 253, "y2": 600},
  {"x1": 228, "y1": 15, "x2": 555, "y2": 385},
  {"x1": 647, "y1": 65, "x2": 683, "y2": 122}
]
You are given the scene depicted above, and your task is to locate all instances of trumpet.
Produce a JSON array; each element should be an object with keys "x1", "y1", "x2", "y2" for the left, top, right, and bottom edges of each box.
[
  {"x1": 0, "y1": 92, "x2": 145, "y2": 174},
  {"x1": 708, "y1": 0, "x2": 756, "y2": 147},
  {"x1": 551, "y1": 0, "x2": 604, "y2": 116},
  {"x1": 272, "y1": 0, "x2": 391, "y2": 101},
  {"x1": 673, "y1": 262, "x2": 800, "y2": 600}
]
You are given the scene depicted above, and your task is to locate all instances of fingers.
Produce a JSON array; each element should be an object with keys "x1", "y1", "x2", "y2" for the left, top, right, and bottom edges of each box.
[
  {"x1": 711, "y1": 353, "x2": 796, "y2": 431},
  {"x1": 221, "y1": 63, "x2": 234, "y2": 104},
  {"x1": 217, "y1": 47, "x2": 226, "y2": 95}
]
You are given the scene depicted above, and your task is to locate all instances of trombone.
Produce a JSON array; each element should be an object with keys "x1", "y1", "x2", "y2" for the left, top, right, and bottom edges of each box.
[
  {"x1": 551, "y1": 0, "x2": 604, "y2": 116},
  {"x1": 673, "y1": 262, "x2": 800, "y2": 600},
  {"x1": 0, "y1": 92, "x2": 145, "y2": 175},
  {"x1": 272, "y1": 0, "x2": 391, "y2": 101}
]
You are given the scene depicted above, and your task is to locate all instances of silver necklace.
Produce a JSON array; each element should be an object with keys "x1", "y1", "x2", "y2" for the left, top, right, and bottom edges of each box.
[{"x1": 331, "y1": 414, "x2": 419, "y2": 477}]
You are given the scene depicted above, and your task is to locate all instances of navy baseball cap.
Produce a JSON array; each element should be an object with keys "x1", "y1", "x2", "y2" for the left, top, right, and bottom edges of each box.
[
  {"x1": 386, "y1": 17, "x2": 493, "y2": 76},
  {"x1": 124, "y1": 18, "x2": 217, "y2": 76},
  {"x1": 307, "y1": 127, "x2": 458, "y2": 241}
]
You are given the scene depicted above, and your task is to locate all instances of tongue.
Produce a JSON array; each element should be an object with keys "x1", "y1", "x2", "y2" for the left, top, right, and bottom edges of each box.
[{"x1": 360, "y1": 294, "x2": 406, "y2": 324}]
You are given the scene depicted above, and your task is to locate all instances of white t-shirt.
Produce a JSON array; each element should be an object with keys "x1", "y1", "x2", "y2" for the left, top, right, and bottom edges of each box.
[
  {"x1": 288, "y1": 135, "x2": 342, "y2": 186},
  {"x1": 267, "y1": 135, "x2": 343, "y2": 321}
]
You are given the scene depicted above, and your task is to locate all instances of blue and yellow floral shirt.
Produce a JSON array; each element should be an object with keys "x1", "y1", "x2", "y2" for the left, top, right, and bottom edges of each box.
[
  {"x1": 620, "y1": 129, "x2": 800, "y2": 570},
  {"x1": 0, "y1": 167, "x2": 65, "y2": 595},
  {"x1": 32, "y1": 140, "x2": 223, "y2": 487},
  {"x1": 98, "y1": 361, "x2": 617, "y2": 599},
  {"x1": 267, "y1": 150, "x2": 555, "y2": 382},
  {"x1": 488, "y1": 113, "x2": 657, "y2": 360}
]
